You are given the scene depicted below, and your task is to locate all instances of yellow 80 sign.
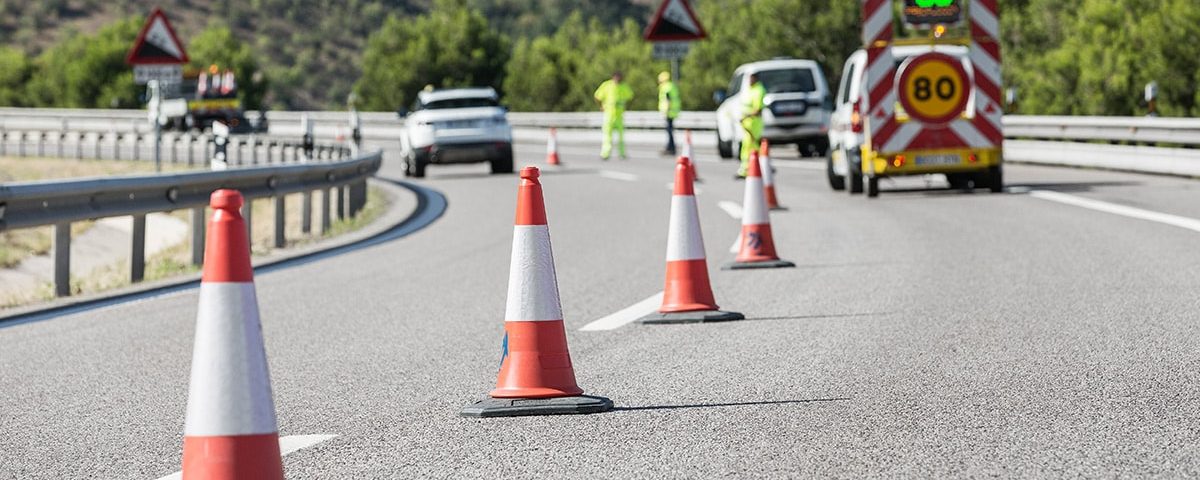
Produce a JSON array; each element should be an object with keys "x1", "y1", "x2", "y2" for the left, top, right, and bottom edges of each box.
[{"x1": 896, "y1": 52, "x2": 970, "y2": 125}]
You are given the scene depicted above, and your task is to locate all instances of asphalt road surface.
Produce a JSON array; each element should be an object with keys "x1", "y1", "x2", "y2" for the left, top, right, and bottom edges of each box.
[{"x1": 3, "y1": 128, "x2": 1200, "y2": 478}]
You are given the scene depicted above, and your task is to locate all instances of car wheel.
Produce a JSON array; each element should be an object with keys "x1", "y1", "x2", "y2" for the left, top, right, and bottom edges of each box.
[
  {"x1": 865, "y1": 175, "x2": 879, "y2": 198},
  {"x1": 717, "y1": 131, "x2": 733, "y2": 159},
  {"x1": 491, "y1": 146, "x2": 514, "y2": 174},
  {"x1": 946, "y1": 173, "x2": 971, "y2": 190},
  {"x1": 826, "y1": 153, "x2": 845, "y2": 191},
  {"x1": 987, "y1": 165, "x2": 1003, "y2": 193},
  {"x1": 848, "y1": 152, "x2": 864, "y2": 195}
]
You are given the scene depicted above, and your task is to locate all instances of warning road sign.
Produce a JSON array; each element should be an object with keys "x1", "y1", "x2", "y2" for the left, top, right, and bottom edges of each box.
[
  {"x1": 896, "y1": 52, "x2": 969, "y2": 125},
  {"x1": 644, "y1": 0, "x2": 706, "y2": 42},
  {"x1": 126, "y1": 8, "x2": 189, "y2": 66}
]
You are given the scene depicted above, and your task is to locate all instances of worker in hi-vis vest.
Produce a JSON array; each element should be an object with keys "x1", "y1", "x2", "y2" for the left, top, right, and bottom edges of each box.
[
  {"x1": 594, "y1": 71, "x2": 634, "y2": 160},
  {"x1": 658, "y1": 71, "x2": 682, "y2": 155},
  {"x1": 739, "y1": 73, "x2": 766, "y2": 177}
]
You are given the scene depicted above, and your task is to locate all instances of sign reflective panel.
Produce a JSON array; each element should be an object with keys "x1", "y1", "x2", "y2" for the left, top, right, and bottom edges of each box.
[
  {"x1": 896, "y1": 52, "x2": 969, "y2": 125},
  {"x1": 644, "y1": 0, "x2": 706, "y2": 41},
  {"x1": 126, "y1": 8, "x2": 189, "y2": 65}
]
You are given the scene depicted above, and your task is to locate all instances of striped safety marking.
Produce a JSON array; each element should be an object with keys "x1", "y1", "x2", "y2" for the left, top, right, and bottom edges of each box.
[
  {"x1": 504, "y1": 225, "x2": 564, "y2": 322},
  {"x1": 666, "y1": 196, "x2": 706, "y2": 261}
]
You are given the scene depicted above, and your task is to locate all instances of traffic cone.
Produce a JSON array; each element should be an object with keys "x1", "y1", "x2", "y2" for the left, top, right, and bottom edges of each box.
[
  {"x1": 724, "y1": 151, "x2": 795, "y2": 270},
  {"x1": 182, "y1": 189, "x2": 284, "y2": 479},
  {"x1": 546, "y1": 128, "x2": 561, "y2": 166},
  {"x1": 760, "y1": 139, "x2": 784, "y2": 210},
  {"x1": 641, "y1": 157, "x2": 743, "y2": 324},
  {"x1": 461, "y1": 166, "x2": 612, "y2": 417},
  {"x1": 684, "y1": 130, "x2": 701, "y2": 182}
]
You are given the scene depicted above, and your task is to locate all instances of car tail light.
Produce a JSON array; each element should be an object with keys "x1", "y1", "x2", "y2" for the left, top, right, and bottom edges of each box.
[
  {"x1": 850, "y1": 99, "x2": 863, "y2": 133},
  {"x1": 892, "y1": 154, "x2": 905, "y2": 167}
]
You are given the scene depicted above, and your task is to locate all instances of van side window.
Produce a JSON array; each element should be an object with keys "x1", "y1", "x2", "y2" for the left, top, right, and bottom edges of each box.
[
  {"x1": 728, "y1": 73, "x2": 743, "y2": 96},
  {"x1": 840, "y1": 62, "x2": 857, "y2": 105}
]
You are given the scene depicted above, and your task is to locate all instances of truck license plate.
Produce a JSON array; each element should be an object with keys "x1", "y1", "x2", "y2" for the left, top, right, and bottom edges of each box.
[{"x1": 915, "y1": 154, "x2": 960, "y2": 165}]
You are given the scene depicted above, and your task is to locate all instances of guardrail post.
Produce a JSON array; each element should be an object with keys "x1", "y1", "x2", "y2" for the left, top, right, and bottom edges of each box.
[
  {"x1": 54, "y1": 222, "x2": 70, "y2": 297},
  {"x1": 75, "y1": 132, "x2": 83, "y2": 160},
  {"x1": 235, "y1": 137, "x2": 243, "y2": 165},
  {"x1": 273, "y1": 195, "x2": 285, "y2": 248},
  {"x1": 18, "y1": 131, "x2": 25, "y2": 157},
  {"x1": 134, "y1": 133, "x2": 141, "y2": 161},
  {"x1": 348, "y1": 180, "x2": 367, "y2": 218},
  {"x1": 321, "y1": 188, "x2": 332, "y2": 233},
  {"x1": 203, "y1": 135, "x2": 211, "y2": 165},
  {"x1": 0, "y1": 130, "x2": 6, "y2": 156},
  {"x1": 186, "y1": 134, "x2": 194, "y2": 166},
  {"x1": 250, "y1": 135, "x2": 258, "y2": 165},
  {"x1": 113, "y1": 132, "x2": 120, "y2": 160},
  {"x1": 95, "y1": 132, "x2": 102, "y2": 159},
  {"x1": 170, "y1": 134, "x2": 178, "y2": 164},
  {"x1": 301, "y1": 191, "x2": 312, "y2": 233},
  {"x1": 37, "y1": 131, "x2": 44, "y2": 157},
  {"x1": 336, "y1": 184, "x2": 346, "y2": 220},
  {"x1": 131, "y1": 214, "x2": 146, "y2": 283},
  {"x1": 191, "y1": 206, "x2": 205, "y2": 266}
]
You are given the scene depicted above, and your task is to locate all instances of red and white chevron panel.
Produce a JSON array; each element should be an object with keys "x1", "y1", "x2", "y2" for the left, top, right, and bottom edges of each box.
[{"x1": 861, "y1": 0, "x2": 1003, "y2": 155}]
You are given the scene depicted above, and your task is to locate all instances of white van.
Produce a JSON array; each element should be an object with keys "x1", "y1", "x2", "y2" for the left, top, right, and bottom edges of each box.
[{"x1": 714, "y1": 58, "x2": 833, "y2": 158}]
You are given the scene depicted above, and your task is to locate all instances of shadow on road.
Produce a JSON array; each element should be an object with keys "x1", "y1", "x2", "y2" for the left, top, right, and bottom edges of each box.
[
  {"x1": 1006, "y1": 180, "x2": 1141, "y2": 192},
  {"x1": 740, "y1": 312, "x2": 891, "y2": 323},
  {"x1": 614, "y1": 397, "x2": 851, "y2": 412}
]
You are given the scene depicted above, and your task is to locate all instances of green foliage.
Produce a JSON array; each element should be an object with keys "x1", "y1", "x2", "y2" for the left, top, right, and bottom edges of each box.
[
  {"x1": 24, "y1": 16, "x2": 143, "y2": 108},
  {"x1": 503, "y1": 13, "x2": 661, "y2": 112},
  {"x1": 188, "y1": 23, "x2": 269, "y2": 110},
  {"x1": 0, "y1": 47, "x2": 31, "y2": 106},
  {"x1": 355, "y1": 0, "x2": 511, "y2": 111}
]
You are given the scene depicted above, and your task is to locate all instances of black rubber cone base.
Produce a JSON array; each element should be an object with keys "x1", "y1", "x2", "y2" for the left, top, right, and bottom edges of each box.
[
  {"x1": 639, "y1": 309, "x2": 745, "y2": 324},
  {"x1": 460, "y1": 395, "x2": 613, "y2": 418},
  {"x1": 722, "y1": 259, "x2": 796, "y2": 270}
]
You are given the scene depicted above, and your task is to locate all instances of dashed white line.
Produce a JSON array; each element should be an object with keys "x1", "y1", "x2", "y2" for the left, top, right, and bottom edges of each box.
[
  {"x1": 155, "y1": 434, "x2": 338, "y2": 480},
  {"x1": 597, "y1": 170, "x2": 639, "y2": 182},
  {"x1": 580, "y1": 292, "x2": 663, "y2": 331},
  {"x1": 717, "y1": 201, "x2": 743, "y2": 219},
  {"x1": 1029, "y1": 190, "x2": 1200, "y2": 233}
]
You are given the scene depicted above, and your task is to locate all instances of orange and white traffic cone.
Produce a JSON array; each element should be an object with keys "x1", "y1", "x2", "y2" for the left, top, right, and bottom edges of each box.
[
  {"x1": 684, "y1": 129, "x2": 701, "y2": 183},
  {"x1": 724, "y1": 151, "x2": 795, "y2": 270},
  {"x1": 461, "y1": 166, "x2": 612, "y2": 417},
  {"x1": 546, "y1": 128, "x2": 561, "y2": 166},
  {"x1": 641, "y1": 157, "x2": 743, "y2": 324},
  {"x1": 182, "y1": 189, "x2": 284, "y2": 479},
  {"x1": 760, "y1": 139, "x2": 784, "y2": 210}
]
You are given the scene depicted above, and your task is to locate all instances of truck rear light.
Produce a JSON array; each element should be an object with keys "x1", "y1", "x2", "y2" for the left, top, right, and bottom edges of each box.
[
  {"x1": 892, "y1": 154, "x2": 905, "y2": 167},
  {"x1": 967, "y1": 153, "x2": 978, "y2": 163},
  {"x1": 850, "y1": 99, "x2": 863, "y2": 133}
]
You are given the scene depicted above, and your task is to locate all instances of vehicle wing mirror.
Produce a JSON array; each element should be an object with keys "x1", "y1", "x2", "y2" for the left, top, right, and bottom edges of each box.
[
  {"x1": 397, "y1": 107, "x2": 409, "y2": 118},
  {"x1": 713, "y1": 89, "x2": 727, "y2": 104}
]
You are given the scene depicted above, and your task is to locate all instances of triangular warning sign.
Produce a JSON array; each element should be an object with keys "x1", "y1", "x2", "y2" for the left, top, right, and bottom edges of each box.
[
  {"x1": 644, "y1": 0, "x2": 707, "y2": 41},
  {"x1": 126, "y1": 8, "x2": 189, "y2": 65}
]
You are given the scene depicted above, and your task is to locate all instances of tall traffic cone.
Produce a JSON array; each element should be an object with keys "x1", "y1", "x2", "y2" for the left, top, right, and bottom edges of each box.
[
  {"x1": 760, "y1": 139, "x2": 784, "y2": 210},
  {"x1": 546, "y1": 128, "x2": 561, "y2": 166},
  {"x1": 640, "y1": 157, "x2": 743, "y2": 324},
  {"x1": 724, "y1": 151, "x2": 795, "y2": 270},
  {"x1": 461, "y1": 166, "x2": 612, "y2": 417},
  {"x1": 684, "y1": 130, "x2": 701, "y2": 182},
  {"x1": 182, "y1": 189, "x2": 284, "y2": 479}
]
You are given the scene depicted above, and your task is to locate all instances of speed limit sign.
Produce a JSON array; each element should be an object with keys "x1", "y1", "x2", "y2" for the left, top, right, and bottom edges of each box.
[{"x1": 896, "y1": 52, "x2": 970, "y2": 125}]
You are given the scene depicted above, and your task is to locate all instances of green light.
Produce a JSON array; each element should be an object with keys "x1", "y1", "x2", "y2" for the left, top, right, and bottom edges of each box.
[{"x1": 915, "y1": 0, "x2": 954, "y2": 7}]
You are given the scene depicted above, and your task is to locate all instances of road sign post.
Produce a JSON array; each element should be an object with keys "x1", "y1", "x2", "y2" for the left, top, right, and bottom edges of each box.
[
  {"x1": 644, "y1": 0, "x2": 706, "y2": 80},
  {"x1": 147, "y1": 80, "x2": 163, "y2": 172}
]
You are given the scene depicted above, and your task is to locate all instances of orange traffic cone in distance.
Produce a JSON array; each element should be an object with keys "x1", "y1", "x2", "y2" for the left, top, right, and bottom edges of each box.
[
  {"x1": 640, "y1": 157, "x2": 743, "y2": 324},
  {"x1": 760, "y1": 139, "x2": 784, "y2": 210},
  {"x1": 724, "y1": 151, "x2": 795, "y2": 270},
  {"x1": 546, "y1": 128, "x2": 561, "y2": 166},
  {"x1": 182, "y1": 189, "x2": 284, "y2": 479},
  {"x1": 461, "y1": 166, "x2": 612, "y2": 417}
]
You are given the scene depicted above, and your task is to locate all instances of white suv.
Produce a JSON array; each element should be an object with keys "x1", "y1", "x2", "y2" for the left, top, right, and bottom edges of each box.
[
  {"x1": 399, "y1": 87, "x2": 513, "y2": 178},
  {"x1": 714, "y1": 58, "x2": 833, "y2": 159}
]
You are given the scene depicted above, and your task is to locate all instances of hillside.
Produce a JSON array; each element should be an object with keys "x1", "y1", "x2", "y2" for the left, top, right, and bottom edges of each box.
[{"x1": 0, "y1": 0, "x2": 650, "y2": 109}]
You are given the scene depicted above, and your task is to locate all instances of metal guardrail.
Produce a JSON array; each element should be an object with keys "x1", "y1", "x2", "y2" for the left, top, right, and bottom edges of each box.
[
  {"x1": 1001, "y1": 116, "x2": 1200, "y2": 177},
  {"x1": 1002, "y1": 115, "x2": 1200, "y2": 145},
  {"x1": 0, "y1": 149, "x2": 381, "y2": 297}
]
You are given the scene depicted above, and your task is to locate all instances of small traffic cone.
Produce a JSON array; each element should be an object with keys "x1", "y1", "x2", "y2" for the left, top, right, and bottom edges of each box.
[
  {"x1": 546, "y1": 128, "x2": 561, "y2": 166},
  {"x1": 684, "y1": 130, "x2": 701, "y2": 182},
  {"x1": 182, "y1": 189, "x2": 284, "y2": 479},
  {"x1": 724, "y1": 151, "x2": 795, "y2": 270},
  {"x1": 641, "y1": 157, "x2": 743, "y2": 324},
  {"x1": 461, "y1": 166, "x2": 612, "y2": 417},
  {"x1": 760, "y1": 139, "x2": 784, "y2": 210}
]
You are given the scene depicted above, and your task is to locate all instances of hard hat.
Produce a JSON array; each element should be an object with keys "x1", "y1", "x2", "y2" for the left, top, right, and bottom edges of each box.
[{"x1": 658, "y1": 71, "x2": 671, "y2": 83}]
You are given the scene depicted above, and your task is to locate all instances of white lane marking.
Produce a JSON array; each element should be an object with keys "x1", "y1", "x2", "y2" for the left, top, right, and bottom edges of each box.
[
  {"x1": 773, "y1": 161, "x2": 824, "y2": 170},
  {"x1": 717, "y1": 201, "x2": 743, "y2": 219},
  {"x1": 155, "y1": 434, "x2": 338, "y2": 480},
  {"x1": 598, "y1": 170, "x2": 639, "y2": 182},
  {"x1": 580, "y1": 292, "x2": 663, "y2": 331},
  {"x1": 1029, "y1": 190, "x2": 1200, "y2": 233}
]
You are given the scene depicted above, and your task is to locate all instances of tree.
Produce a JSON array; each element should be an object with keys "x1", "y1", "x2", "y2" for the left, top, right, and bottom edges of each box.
[
  {"x1": 0, "y1": 47, "x2": 31, "y2": 106},
  {"x1": 355, "y1": 0, "x2": 511, "y2": 111},
  {"x1": 188, "y1": 22, "x2": 269, "y2": 110},
  {"x1": 24, "y1": 16, "x2": 143, "y2": 108}
]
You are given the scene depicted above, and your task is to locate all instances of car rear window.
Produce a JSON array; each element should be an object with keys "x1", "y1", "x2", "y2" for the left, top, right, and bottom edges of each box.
[
  {"x1": 758, "y1": 68, "x2": 816, "y2": 93},
  {"x1": 422, "y1": 97, "x2": 498, "y2": 109}
]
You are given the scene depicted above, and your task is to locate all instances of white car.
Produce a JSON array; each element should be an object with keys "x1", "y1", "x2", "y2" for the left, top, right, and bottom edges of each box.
[
  {"x1": 826, "y1": 45, "x2": 969, "y2": 192},
  {"x1": 399, "y1": 87, "x2": 513, "y2": 178},
  {"x1": 714, "y1": 58, "x2": 833, "y2": 159}
]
